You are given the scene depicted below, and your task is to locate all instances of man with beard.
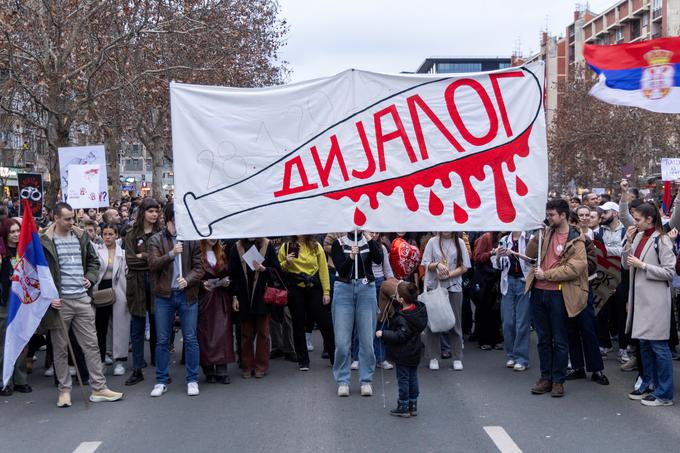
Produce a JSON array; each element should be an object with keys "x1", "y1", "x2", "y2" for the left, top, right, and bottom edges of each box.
[{"x1": 593, "y1": 202, "x2": 629, "y2": 363}]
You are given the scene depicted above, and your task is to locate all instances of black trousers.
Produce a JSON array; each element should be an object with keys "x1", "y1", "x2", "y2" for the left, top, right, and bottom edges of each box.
[
  {"x1": 95, "y1": 304, "x2": 113, "y2": 362},
  {"x1": 474, "y1": 284, "x2": 502, "y2": 347},
  {"x1": 597, "y1": 283, "x2": 629, "y2": 350},
  {"x1": 287, "y1": 284, "x2": 334, "y2": 366},
  {"x1": 396, "y1": 365, "x2": 419, "y2": 401},
  {"x1": 568, "y1": 294, "x2": 604, "y2": 372}
]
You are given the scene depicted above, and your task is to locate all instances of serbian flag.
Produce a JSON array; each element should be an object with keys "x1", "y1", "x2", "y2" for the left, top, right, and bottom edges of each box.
[
  {"x1": 584, "y1": 37, "x2": 680, "y2": 113},
  {"x1": 2, "y1": 201, "x2": 58, "y2": 388}
]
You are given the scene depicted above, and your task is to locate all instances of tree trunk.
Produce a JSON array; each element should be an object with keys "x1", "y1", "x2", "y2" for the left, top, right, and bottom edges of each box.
[
  {"x1": 46, "y1": 116, "x2": 71, "y2": 208},
  {"x1": 104, "y1": 124, "x2": 122, "y2": 202}
]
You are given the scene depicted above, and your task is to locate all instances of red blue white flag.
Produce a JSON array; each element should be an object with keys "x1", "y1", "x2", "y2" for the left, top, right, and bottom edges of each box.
[
  {"x1": 2, "y1": 201, "x2": 58, "y2": 388},
  {"x1": 584, "y1": 37, "x2": 680, "y2": 113}
]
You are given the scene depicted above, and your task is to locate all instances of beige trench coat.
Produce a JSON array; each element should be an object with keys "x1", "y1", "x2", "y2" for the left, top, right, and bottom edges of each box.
[{"x1": 622, "y1": 231, "x2": 675, "y2": 341}]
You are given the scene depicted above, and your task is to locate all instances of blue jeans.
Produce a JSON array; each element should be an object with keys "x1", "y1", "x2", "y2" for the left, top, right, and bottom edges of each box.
[
  {"x1": 396, "y1": 365, "x2": 419, "y2": 401},
  {"x1": 332, "y1": 280, "x2": 377, "y2": 385},
  {"x1": 501, "y1": 276, "x2": 531, "y2": 366},
  {"x1": 352, "y1": 277, "x2": 386, "y2": 362},
  {"x1": 531, "y1": 289, "x2": 569, "y2": 384},
  {"x1": 155, "y1": 291, "x2": 199, "y2": 385},
  {"x1": 639, "y1": 339, "x2": 674, "y2": 402}
]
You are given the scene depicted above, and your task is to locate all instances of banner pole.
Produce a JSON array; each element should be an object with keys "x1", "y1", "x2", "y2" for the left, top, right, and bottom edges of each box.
[
  {"x1": 354, "y1": 230, "x2": 359, "y2": 280},
  {"x1": 58, "y1": 311, "x2": 90, "y2": 409},
  {"x1": 537, "y1": 229, "x2": 543, "y2": 268}
]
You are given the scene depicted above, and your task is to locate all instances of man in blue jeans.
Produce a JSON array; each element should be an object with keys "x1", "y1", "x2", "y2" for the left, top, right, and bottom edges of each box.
[
  {"x1": 525, "y1": 199, "x2": 588, "y2": 398},
  {"x1": 147, "y1": 202, "x2": 204, "y2": 397}
]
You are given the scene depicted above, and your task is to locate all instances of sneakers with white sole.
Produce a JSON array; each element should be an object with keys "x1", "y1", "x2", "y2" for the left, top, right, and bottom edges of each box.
[
  {"x1": 90, "y1": 388, "x2": 124, "y2": 402},
  {"x1": 104, "y1": 356, "x2": 113, "y2": 366},
  {"x1": 429, "y1": 359, "x2": 439, "y2": 370},
  {"x1": 113, "y1": 363, "x2": 125, "y2": 376},
  {"x1": 44, "y1": 367, "x2": 55, "y2": 377},
  {"x1": 378, "y1": 361, "x2": 394, "y2": 370},
  {"x1": 150, "y1": 384, "x2": 167, "y2": 397},
  {"x1": 351, "y1": 361, "x2": 359, "y2": 370},
  {"x1": 452, "y1": 360, "x2": 463, "y2": 371},
  {"x1": 337, "y1": 384, "x2": 350, "y2": 397},
  {"x1": 69, "y1": 366, "x2": 76, "y2": 377},
  {"x1": 187, "y1": 382, "x2": 199, "y2": 396},
  {"x1": 640, "y1": 395, "x2": 673, "y2": 407},
  {"x1": 57, "y1": 391, "x2": 71, "y2": 408},
  {"x1": 360, "y1": 384, "x2": 373, "y2": 396},
  {"x1": 513, "y1": 363, "x2": 527, "y2": 372},
  {"x1": 306, "y1": 332, "x2": 314, "y2": 352},
  {"x1": 506, "y1": 359, "x2": 515, "y2": 368}
]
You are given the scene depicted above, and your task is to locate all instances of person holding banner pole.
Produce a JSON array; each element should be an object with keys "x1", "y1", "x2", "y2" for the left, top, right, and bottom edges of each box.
[
  {"x1": 330, "y1": 231, "x2": 383, "y2": 397},
  {"x1": 525, "y1": 199, "x2": 588, "y2": 398},
  {"x1": 147, "y1": 202, "x2": 204, "y2": 397}
]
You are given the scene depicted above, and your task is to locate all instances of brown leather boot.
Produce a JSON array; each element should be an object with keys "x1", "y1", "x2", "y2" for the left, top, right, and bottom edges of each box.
[
  {"x1": 551, "y1": 383, "x2": 565, "y2": 397},
  {"x1": 531, "y1": 378, "x2": 553, "y2": 394}
]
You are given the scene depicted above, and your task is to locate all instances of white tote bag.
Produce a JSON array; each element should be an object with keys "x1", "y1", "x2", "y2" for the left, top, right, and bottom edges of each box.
[{"x1": 419, "y1": 284, "x2": 455, "y2": 333}]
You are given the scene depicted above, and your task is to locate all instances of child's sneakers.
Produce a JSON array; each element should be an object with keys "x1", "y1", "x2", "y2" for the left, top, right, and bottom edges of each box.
[{"x1": 390, "y1": 400, "x2": 410, "y2": 418}]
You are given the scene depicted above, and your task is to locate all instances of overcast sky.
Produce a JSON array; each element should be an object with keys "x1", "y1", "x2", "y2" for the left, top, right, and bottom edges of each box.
[{"x1": 278, "y1": 0, "x2": 614, "y2": 82}]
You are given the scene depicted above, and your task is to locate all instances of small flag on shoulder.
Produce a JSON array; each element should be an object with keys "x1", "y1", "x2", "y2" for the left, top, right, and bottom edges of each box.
[
  {"x1": 2, "y1": 200, "x2": 58, "y2": 388},
  {"x1": 584, "y1": 36, "x2": 680, "y2": 113}
]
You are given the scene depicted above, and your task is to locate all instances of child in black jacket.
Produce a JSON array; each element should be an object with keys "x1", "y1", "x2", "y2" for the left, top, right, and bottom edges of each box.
[{"x1": 377, "y1": 282, "x2": 428, "y2": 417}]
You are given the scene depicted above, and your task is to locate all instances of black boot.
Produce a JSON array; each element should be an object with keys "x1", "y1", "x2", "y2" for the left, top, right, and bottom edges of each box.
[
  {"x1": 390, "y1": 400, "x2": 410, "y2": 418},
  {"x1": 125, "y1": 369, "x2": 144, "y2": 386},
  {"x1": 408, "y1": 399, "x2": 418, "y2": 417}
]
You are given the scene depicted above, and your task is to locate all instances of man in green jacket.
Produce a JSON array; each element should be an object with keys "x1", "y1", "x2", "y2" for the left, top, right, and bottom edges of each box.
[{"x1": 41, "y1": 202, "x2": 124, "y2": 408}]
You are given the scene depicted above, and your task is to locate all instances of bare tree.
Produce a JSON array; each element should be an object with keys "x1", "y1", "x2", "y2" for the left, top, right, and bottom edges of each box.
[{"x1": 549, "y1": 66, "x2": 680, "y2": 193}]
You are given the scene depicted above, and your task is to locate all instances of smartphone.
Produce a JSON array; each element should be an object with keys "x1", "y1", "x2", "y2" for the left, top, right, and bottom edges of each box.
[{"x1": 289, "y1": 242, "x2": 300, "y2": 258}]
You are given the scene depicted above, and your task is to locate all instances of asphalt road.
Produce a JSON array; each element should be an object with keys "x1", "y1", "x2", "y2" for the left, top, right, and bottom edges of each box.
[{"x1": 2, "y1": 332, "x2": 680, "y2": 453}]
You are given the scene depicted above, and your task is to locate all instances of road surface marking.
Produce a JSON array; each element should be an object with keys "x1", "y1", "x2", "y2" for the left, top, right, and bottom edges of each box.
[
  {"x1": 73, "y1": 441, "x2": 102, "y2": 453},
  {"x1": 483, "y1": 426, "x2": 522, "y2": 453}
]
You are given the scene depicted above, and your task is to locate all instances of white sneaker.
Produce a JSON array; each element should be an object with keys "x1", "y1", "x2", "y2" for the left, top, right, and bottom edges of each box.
[
  {"x1": 187, "y1": 382, "x2": 199, "y2": 396},
  {"x1": 306, "y1": 332, "x2": 314, "y2": 352},
  {"x1": 44, "y1": 367, "x2": 54, "y2": 377},
  {"x1": 513, "y1": 363, "x2": 527, "y2": 371},
  {"x1": 113, "y1": 363, "x2": 125, "y2": 376},
  {"x1": 378, "y1": 360, "x2": 394, "y2": 370},
  {"x1": 429, "y1": 359, "x2": 439, "y2": 370},
  {"x1": 452, "y1": 360, "x2": 463, "y2": 371},
  {"x1": 104, "y1": 356, "x2": 113, "y2": 366},
  {"x1": 360, "y1": 384, "x2": 373, "y2": 396},
  {"x1": 337, "y1": 384, "x2": 350, "y2": 397},
  {"x1": 618, "y1": 349, "x2": 630, "y2": 364},
  {"x1": 506, "y1": 359, "x2": 515, "y2": 368},
  {"x1": 150, "y1": 384, "x2": 167, "y2": 397},
  {"x1": 351, "y1": 361, "x2": 359, "y2": 370},
  {"x1": 69, "y1": 366, "x2": 76, "y2": 377},
  {"x1": 145, "y1": 330, "x2": 150, "y2": 341}
]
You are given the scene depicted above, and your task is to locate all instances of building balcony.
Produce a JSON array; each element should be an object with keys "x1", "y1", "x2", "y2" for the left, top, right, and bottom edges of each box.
[{"x1": 652, "y1": 8, "x2": 662, "y2": 21}]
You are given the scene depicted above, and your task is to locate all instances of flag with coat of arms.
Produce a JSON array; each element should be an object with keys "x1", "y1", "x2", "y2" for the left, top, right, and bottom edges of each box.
[
  {"x1": 584, "y1": 36, "x2": 680, "y2": 113},
  {"x1": 2, "y1": 200, "x2": 58, "y2": 388}
]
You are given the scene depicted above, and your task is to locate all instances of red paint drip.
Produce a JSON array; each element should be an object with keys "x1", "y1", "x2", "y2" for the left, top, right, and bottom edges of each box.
[
  {"x1": 328, "y1": 127, "x2": 532, "y2": 226},
  {"x1": 428, "y1": 190, "x2": 444, "y2": 216},
  {"x1": 353, "y1": 206, "x2": 366, "y2": 226},
  {"x1": 516, "y1": 176, "x2": 528, "y2": 196},
  {"x1": 453, "y1": 202, "x2": 468, "y2": 223}
]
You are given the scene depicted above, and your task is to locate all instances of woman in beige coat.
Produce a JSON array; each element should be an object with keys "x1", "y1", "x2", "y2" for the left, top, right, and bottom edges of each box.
[
  {"x1": 94, "y1": 224, "x2": 130, "y2": 377},
  {"x1": 621, "y1": 202, "x2": 675, "y2": 407}
]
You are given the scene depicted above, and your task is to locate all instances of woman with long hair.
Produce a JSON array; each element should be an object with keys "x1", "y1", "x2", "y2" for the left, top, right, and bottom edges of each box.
[
  {"x1": 229, "y1": 237, "x2": 282, "y2": 379},
  {"x1": 93, "y1": 224, "x2": 130, "y2": 376},
  {"x1": 421, "y1": 232, "x2": 470, "y2": 371},
  {"x1": 622, "y1": 202, "x2": 676, "y2": 406},
  {"x1": 123, "y1": 198, "x2": 161, "y2": 386},
  {"x1": 198, "y1": 239, "x2": 234, "y2": 384},
  {"x1": 278, "y1": 235, "x2": 334, "y2": 371}
]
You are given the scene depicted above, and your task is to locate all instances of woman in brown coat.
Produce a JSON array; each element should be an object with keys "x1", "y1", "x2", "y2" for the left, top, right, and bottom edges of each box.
[{"x1": 197, "y1": 240, "x2": 234, "y2": 384}]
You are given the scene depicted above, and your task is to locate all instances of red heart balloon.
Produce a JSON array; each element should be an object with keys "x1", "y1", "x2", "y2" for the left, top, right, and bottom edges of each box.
[{"x1": 389, "y1": 237, "x2": 421, "y2": 279}]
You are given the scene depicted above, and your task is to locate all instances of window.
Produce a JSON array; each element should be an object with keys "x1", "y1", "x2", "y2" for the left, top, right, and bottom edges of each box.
[
  {"x1": 615, "y1": 28, "x2": 624, "y2": 42},
  {"x1": 631, "y1": 20, "x2": 641, "y2": 39},
  {"x1": 498, "y1": 62, "x2": 512, "y2": 69},
  {"x1": 130, "y1": 143, "x2": 142, "y2": 157},
  {"x1": 436, "y1": 62, "x2": 482, "y2": 73},
  {"x1": 653, "y1": 0, "x2": 663, "y2": 18},
  {"x1": 125, "y1": 158, "x2": 143, "y2": 172}
]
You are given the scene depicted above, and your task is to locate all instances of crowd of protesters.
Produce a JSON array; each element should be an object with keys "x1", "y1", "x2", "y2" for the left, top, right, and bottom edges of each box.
[{"x1": 0, "y1": 179, "x2": 679, "y2": 414}]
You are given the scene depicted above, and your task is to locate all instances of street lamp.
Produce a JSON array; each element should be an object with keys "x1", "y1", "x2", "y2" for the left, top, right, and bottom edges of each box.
[{"x1": 0, "y1": 167, "x2": 10, "y2": 201}]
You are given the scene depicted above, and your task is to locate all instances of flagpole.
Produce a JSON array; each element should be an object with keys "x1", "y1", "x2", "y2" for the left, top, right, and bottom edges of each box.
[{"x1": 58, "y1": 312, "x2": 90, "y2": 409}]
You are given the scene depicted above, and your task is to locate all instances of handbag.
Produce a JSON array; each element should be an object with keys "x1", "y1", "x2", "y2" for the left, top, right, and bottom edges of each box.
[
  {"x1": 418, "y1": 283, "x2": 455, "y2": 333},
  {"x1": 92, "y1": 287, "x2": 115, "y2": 307},
  {"x1": 264, "y1": 269, "x2": 288, "y2": 307}
]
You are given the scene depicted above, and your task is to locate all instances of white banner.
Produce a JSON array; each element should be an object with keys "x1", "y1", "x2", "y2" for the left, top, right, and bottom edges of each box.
[
  {"x1": 171, "y1": 63, "x2": 548, "y2": 239},
  {"x1": 661, "y1": 158, "x2": 680, "y2": 181},
  {"x1": 58, "y1": 145, "x2": 109, "y2": 207},
  {"x1": 67, "y1": 164, "x2": 101, "y2": 209}
]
